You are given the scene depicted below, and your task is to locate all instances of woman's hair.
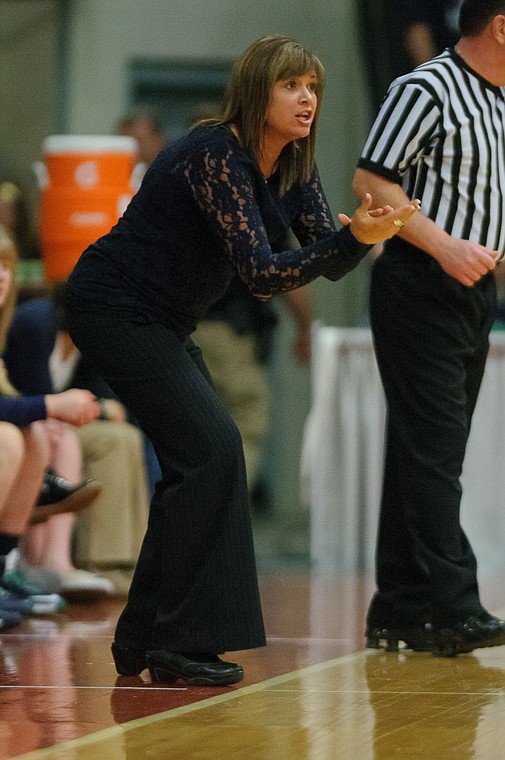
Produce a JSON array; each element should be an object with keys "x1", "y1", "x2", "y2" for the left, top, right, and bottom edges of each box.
[
  {"x1": 459, "y1": 0, "x2": 505, "y2": 36},
  {"x1": 198, "y1": 35, "x2": 325, "y2": 195},
  {"x1": 0, "y1": 224, "x2": 18, "y2": 355}
]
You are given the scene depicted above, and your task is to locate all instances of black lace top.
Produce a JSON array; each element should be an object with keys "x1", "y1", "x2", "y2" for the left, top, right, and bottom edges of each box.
[{"x1": 67, "y1": 125, "x2": 369, "y2": 338}]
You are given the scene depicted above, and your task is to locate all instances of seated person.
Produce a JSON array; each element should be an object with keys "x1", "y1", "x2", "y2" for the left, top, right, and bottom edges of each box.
[
  {"x1": 0, "y1": 419, "x2": 58, "y2": 630},
  {"x1": 5, "y1": 292, "x2": 150, "y2": 595},
  {"x1": 0, "y1": 225, "x2": 104, "y2": 624}
]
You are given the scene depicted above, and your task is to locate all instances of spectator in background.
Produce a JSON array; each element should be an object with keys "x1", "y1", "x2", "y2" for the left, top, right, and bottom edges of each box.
[
  {"x1": 0, "y1": 180, "x2": 43, "y2": 289},
  {"x1": 1, "y1": 142, "x2": 148, "y2": 601},
  {"x1": 359, "y1": 0, "x2": 462, "y2": 114},
  {"x1": 5, "y1": 292, "x2": 150, "y2": 597},
  {"x1": 116, "y1": 108, "x2": 167, "y2": 167},
  {"x1": 0, "y1": 181, "x2": 40, "y2": 261},
  {"x1": 19, "y1": 427, "x2": 114, "y2": 604},
  {"x1": 394, "y1": 0, "x2": 463, "y2": 68},
  {"x1": 0, "y1": 224, "x2": 103, "y2": 624}
]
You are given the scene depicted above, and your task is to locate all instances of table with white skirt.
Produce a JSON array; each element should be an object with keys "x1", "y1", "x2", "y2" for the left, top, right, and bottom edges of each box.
[{"x1": 301, "y1": 325, "x2": 505, "y2": 578}]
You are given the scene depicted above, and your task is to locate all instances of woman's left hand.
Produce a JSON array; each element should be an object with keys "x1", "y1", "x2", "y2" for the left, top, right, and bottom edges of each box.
[{"x1": 338, "y1": 193, "x2": 421, "y2": 245}]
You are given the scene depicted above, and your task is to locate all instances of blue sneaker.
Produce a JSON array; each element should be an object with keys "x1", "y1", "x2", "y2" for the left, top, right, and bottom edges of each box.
[{"x1": 0, "y1": 587, "x2": 33, "y2": 613}]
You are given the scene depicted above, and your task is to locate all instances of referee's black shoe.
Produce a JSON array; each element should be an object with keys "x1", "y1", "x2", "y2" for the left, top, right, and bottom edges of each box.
[{"x1": 433, "y1": 611, "x2": 505, "y2": 657}]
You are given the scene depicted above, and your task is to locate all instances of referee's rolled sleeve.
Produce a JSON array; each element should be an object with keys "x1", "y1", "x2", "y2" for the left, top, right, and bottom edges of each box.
[{"x1": 357, "y1": 158, "x2": 402, "y2": 184}]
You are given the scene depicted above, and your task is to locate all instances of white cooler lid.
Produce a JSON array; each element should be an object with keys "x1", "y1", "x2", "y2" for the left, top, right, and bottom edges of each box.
[{"x1": 43, "y1": 135, "x2": 137, "y2": 154}]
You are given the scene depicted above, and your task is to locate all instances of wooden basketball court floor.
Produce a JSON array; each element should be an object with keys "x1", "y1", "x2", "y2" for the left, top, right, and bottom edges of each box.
[{"x1": 1, "y1": 572, "x2": 505, "y2": 760}]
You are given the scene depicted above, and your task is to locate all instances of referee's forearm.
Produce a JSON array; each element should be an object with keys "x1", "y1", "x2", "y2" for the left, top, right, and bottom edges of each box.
[
  {"x1": 351, "y1": 167, "x2": 450, "y2": 259},
  {"x1": 352, "y1": 168, "x2": 409, "y2": 207}
]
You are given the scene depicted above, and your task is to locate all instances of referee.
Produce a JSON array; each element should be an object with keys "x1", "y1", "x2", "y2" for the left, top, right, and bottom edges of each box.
[{"x1": 353, "y1": 0, "x2": 505, "y2": 656}]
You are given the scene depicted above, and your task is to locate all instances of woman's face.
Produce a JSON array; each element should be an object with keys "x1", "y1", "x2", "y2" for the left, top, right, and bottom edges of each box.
[
  {"x1": 0, "y1": 260, "x2": 13, "y2": 307},
  {"x1": 264, "y1": 71, "x2": 317, "y2": 150}
]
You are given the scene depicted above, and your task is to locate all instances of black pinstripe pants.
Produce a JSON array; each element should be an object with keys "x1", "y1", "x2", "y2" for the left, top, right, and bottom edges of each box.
[
  {"x1": 64, "y1": 302, "x2": 266, "y2": 653},
  {"x1": 368, "y1": 250, "x2": 496, "y2": 629}
]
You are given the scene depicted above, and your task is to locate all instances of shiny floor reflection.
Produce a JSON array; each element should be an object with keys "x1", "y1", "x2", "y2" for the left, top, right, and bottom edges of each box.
[{"x1": 1, "y1": 573, "x2": 505, "y2": 759}]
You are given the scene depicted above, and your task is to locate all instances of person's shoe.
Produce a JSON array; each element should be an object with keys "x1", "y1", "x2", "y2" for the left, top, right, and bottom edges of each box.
[
  {"x1": 27, "y1": 594, "x2": 67, "y2": 615},
  {"x1": 2, "y1": 549, "x2": 47, "y2": 596},
  {"x1": 432, "y1": 612, "x2": 505, "y2": 657},
  {"x1": 146, "y1": 650, "x2": 244, "y2": 686},
  {"x1": 16, "y1": 557, "x2": 63, "y2": 594},
  {"x1": 111, "y1": 643, "x2": 148, "y2": 676},
  {"x1": 0, "y1": 608, "x2": 22, "y2": 631},
  {"x1": 58, "y1": 570, "x2": 114, "y2": 603},
  {"x1": 31, "y1": 469, "x2": 102, "y2": 525},
  {"x1": 1, "y1": 549, "x2": 66, "y2": 614},
  {"x1": 366, "y1": 622, "x2": 433, "y2": 652},
  {"x1": 0, "y1": 587, "x2": 33, "y2": 614}
]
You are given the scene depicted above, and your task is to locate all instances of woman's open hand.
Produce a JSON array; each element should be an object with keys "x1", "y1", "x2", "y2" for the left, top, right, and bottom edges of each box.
[{"x1": 338, "y1": 193, "x2": 421, "y2": 245}]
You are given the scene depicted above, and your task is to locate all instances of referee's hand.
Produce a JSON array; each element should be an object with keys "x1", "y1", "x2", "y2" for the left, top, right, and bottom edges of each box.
[{"x1": 437, "y1": 239, "x2": 498, "y2": 287}]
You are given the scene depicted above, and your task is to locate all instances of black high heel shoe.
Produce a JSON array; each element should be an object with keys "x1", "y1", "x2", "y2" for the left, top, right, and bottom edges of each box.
[
  {"x1": 111, "y1": 643, "x2": 147, "y2": 676},
  {"x1": 146, "y1": 650, "x2": 244, "y2": 686},
  {"x1": 366, "y1": 623, "x2": 433, "y2": 652}
]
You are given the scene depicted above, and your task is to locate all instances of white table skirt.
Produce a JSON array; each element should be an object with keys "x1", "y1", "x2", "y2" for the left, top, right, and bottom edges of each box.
[{"x1": 301, "y1": 325, "x2": 505, "y2": 578}]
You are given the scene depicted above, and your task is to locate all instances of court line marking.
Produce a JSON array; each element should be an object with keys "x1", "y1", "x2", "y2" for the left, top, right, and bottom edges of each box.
[
  {"x1": 0, "y1": 684, "x2": 184, "y2": 691},
  {"x1": 11, "y1": 609, "x2": 505, "y2": 758},
  {"x1": 12, "y1": 649, "x2": 371, "y2": 759}
]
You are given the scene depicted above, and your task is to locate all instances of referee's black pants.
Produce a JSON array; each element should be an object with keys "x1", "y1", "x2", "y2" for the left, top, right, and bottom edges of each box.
[
  {"x1": 64, "y1": 302, "x2": 266, "y2": 654},
  {"x1": 368, "y1": 250, "x2": 496, "y2": 628}
]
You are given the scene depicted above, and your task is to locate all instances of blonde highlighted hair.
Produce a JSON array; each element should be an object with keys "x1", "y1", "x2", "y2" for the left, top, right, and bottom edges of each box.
[{"x1": 197, "y1": 35, "x2": 325, "y2": 195}]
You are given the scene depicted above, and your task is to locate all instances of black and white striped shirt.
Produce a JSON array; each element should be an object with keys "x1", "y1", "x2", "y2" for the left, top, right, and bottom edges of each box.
[{"x1": 358, "y1": 49, "x2": 505, "y2": 260}]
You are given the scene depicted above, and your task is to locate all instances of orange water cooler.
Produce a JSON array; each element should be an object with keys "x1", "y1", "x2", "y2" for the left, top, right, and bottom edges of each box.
[{"x1": 35, "y1": 135, "x2": 140, "y2": 281}]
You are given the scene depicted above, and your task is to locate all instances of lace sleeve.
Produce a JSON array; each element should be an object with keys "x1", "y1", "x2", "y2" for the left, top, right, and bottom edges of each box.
[
  {"x1": 290, "y1": 165, "x2": 336, "y2": 245},
  {"x1": 184, "y1": 140, "x2": 370, "y2": 298},
  {"x1": 290, "y1": 167, "x2": 372, "y2": 282}
]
